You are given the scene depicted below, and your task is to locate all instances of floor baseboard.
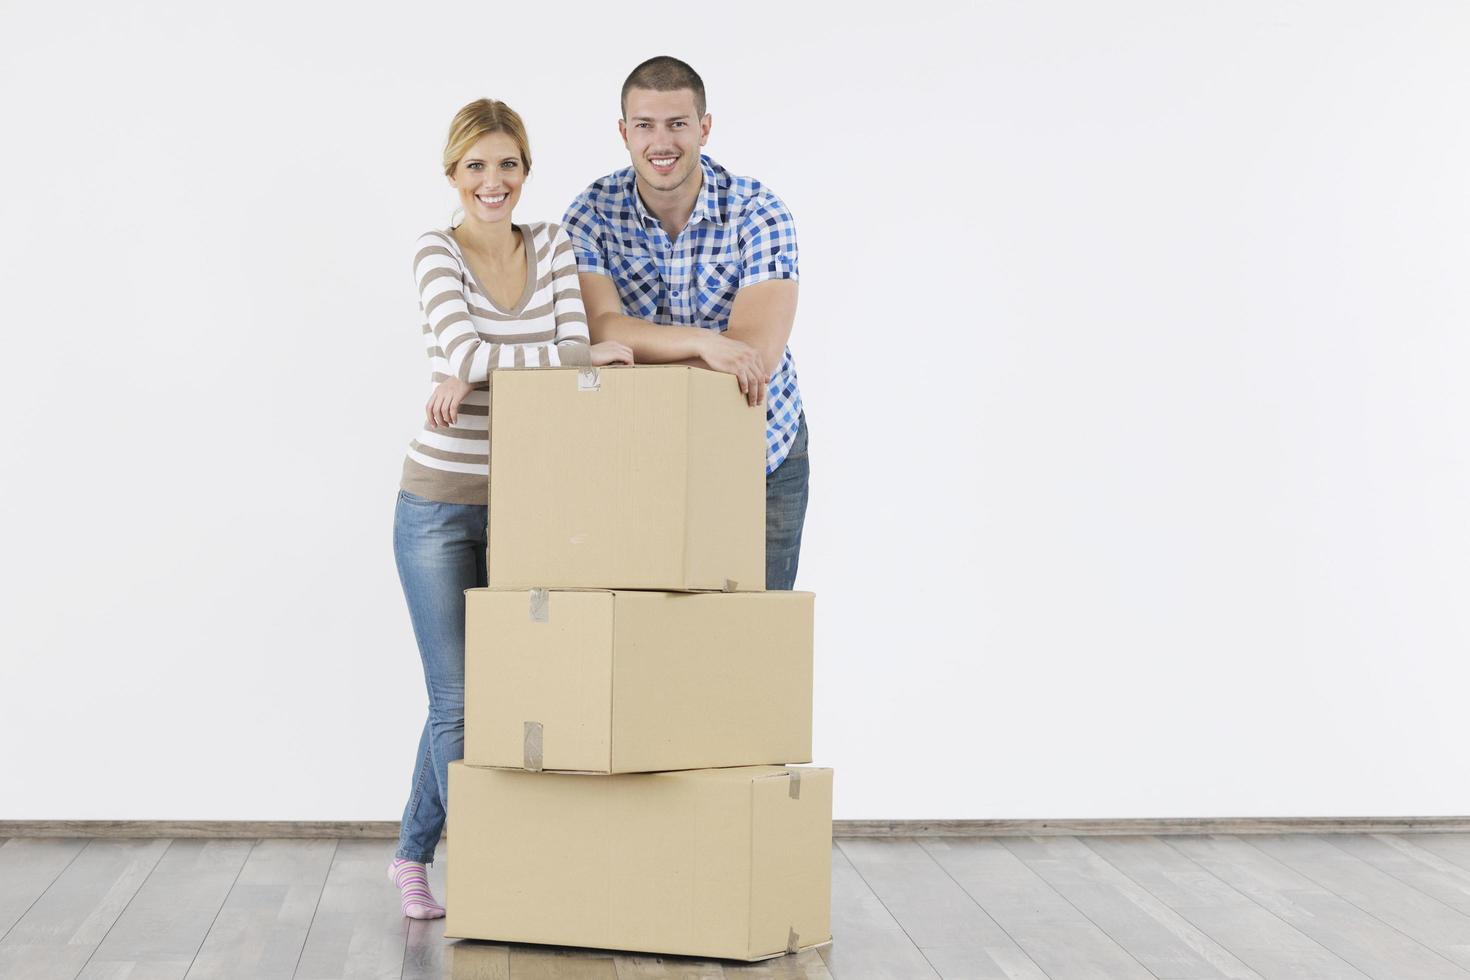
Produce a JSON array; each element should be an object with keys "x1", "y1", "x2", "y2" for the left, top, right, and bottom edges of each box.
[
  {"x1": 832, "y1": 816, "x2": 1470, "y2": 836},
  {"x1": 3, "y1": 816, "x2": 1467, "y2": 839}
]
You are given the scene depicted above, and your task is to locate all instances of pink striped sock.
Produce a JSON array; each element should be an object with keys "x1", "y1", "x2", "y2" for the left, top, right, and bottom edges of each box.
[{"x1": 388, "y1": 858, "x2": 445, "y2": 919}]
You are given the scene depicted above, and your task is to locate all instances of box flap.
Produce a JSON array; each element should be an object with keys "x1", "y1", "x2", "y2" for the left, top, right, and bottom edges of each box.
[
  {"x1": 464, "y1": 590, "x2": 615, "y2": 772},
  {"x1": 488, "y1": 367, "x2": 691, "y2": 589}
]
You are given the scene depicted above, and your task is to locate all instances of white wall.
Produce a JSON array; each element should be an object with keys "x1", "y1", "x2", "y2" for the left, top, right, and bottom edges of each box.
[{"x1": 2, "y1": 1, "x2": 1467, "y2": 821}]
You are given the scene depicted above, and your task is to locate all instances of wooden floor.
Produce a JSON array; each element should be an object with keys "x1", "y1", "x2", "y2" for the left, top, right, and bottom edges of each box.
[{"x1": 5, "y1": 834, "x2": 1470, "y2": 979}]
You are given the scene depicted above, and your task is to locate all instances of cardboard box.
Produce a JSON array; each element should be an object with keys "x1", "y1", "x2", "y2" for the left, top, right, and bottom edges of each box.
[
  {"x1": 488, "y1": 365, "x2": 765, "y2": 592},
  {"x1": 464, "y1": 588, "x2": 813, "y2": 773},
  {"x1": 445, "y1": 763, "x2": 833, "y2": 961}
]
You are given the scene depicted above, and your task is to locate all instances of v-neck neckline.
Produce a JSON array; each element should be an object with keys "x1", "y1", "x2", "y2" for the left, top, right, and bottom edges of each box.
[{"x1": 449, "y1": 224, "x2": 536, "y2": 316}]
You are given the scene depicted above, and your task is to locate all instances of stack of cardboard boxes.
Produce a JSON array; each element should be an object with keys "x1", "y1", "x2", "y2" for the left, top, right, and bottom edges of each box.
[{"x1": 444, "y1": 365, "x2": 832, "y2": 962}]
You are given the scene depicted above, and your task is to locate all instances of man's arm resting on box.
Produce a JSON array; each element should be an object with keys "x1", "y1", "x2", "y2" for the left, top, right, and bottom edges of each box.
[
  {"x1": 670, "y1": 279, "x2": 799, "y2": 405},
  {"x1": 722, "y1": 278, "x2": 798, "y2": 385},
  {"x1": 578, "y1": 272, "x2": 770, "y2": 405}
]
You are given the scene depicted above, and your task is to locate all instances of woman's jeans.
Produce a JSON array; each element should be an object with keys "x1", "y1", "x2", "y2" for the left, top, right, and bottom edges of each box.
[{"x1": 392, "y1": 490, "x2": 486, "y2": 863}]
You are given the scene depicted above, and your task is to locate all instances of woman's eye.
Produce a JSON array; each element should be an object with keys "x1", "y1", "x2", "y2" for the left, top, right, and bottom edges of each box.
[
  {"x1": 467, "y1": 162, "x2": 482, "y2": 170},
  {"x1": 501, "y1": 161, "x2": 518, "y2": 169}
]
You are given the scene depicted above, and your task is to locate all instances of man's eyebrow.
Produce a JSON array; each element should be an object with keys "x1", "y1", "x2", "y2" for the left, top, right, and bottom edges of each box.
[{"x1": 630, "y1": 114, "x2": 690, "y2": 122}]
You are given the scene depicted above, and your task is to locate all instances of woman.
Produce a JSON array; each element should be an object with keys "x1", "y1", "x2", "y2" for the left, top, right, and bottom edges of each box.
[{"x1": 388, "y1": 99, "x2": 632, "y2": 919}]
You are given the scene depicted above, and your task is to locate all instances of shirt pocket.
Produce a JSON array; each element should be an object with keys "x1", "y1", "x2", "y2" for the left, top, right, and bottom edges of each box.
[
  {"x1": 694, "y1": 260, "x2": 740, "y2": 323},
  {"x1": 611, "y1": 251, "x2": 662, "y2": 319}
]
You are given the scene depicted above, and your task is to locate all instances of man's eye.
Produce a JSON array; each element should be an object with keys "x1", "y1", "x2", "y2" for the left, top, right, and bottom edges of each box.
[
  {"x1": 637, "y1": 122, "x2": 650, "y2": 129},
  {"x1": 672, "y1": 122, "x2": 685, "y2": 129}
]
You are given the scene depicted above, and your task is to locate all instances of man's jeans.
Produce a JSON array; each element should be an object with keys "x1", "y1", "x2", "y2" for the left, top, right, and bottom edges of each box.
[
  {"x1": 392, "y1": 490, "x2": 485, "y2": 864},
  {"x1": 766, "y1": 414, "x2": 811, "y2": 590}
]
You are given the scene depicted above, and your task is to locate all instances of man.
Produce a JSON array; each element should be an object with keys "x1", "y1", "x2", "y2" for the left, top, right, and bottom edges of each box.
[{"x1": 562, "y1": 55, "x2": 810, "y2": 591}]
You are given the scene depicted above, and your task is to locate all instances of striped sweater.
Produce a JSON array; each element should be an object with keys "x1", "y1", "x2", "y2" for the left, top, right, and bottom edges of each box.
[{"x1": 400, "y1": 221, "x2": 592, "y2": 504}]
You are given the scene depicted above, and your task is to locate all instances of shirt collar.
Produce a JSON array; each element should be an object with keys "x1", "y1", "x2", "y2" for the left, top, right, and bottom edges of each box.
[{"x1": 628, "y1": 155, "x2": 723, "y2": 230}]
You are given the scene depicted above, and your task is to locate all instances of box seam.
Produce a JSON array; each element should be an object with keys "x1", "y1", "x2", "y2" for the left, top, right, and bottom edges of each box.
[
  {"x1": 746, "y1": 775, "x2": 757, "y2": 958},
  {"x1": 607, "y1": 593, "x2": 618, "y2": 772},
  {"x1": 683, "y1": 370, "x2": 694, "y2": 587}
]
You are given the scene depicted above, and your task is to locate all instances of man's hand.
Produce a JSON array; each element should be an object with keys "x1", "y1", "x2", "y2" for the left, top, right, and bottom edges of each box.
[
  {"x1": 426, "y1": 376, "x2": 472, "y2": 428},
  {"x1": 589, "y1": 341, "x2": 635, "y2": 366},
  {"x1": 698, "y1": 332, "x2": 767, "y2": 406}
]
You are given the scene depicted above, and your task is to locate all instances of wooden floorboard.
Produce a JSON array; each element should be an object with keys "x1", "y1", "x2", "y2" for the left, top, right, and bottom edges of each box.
[
  {"x1": 184, "y1": 838, "x2": 337, "y2": 980},
  {"x1": 508, "y1": 945, "x2": 619, "y2": 978},
  {"x1": 1083, "y1": 834, "x2": 1372, "y2": 980},
  {"x1": 824, "y1": 841, "x2": 939, "y2": 979},
  {"x1": 0, "y1": 837, "x2": 88, "y2": 940},
  {"x1": 1245, "y1": 833, "x2": 1470, "y2": 971},
  {"x1": 920, "y1": 836, "x2": 1157, "y2": 980},
  {"x1": 610, "y1": 951, "x2": 725, "y2": 978},
  {"x1": 1170, "y1": 834, "x2": 1470, "y2": 980},
  {"x1": 4, "y1": 833, "x2": 1470, "y2": 978},
  {"x1": 1330, "y1": 833, "x2": 1470, "y2": 916},
  {"x1": 1000, "y1": 833, "x2": 1261, "y2": 979},
  {"x1": 293, "y1": 839, "x2": 410, "y2": 980},
  {"x1": 1403, "y1": 833, "x2": 1470, "y2": 878},
  {"x1": 0, "y1": 837, "x2": 170, "y2": 980},
  {"x1": 721, "y1": 949, "x2": 832, "y2": 979},
  {"x1": 441, "y1": 941, "x2": 509, "y2": 979},
  {"x1": 837, "y1": 837, "x2": 1046, "y2": 979},
  {"x1": 76, "y1": 838, "x2": 256, "y2": 979}
]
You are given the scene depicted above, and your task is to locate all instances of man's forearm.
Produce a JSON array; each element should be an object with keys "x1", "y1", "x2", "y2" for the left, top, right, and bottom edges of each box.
[
  {"x1": 721, "y1": 324, "x2": 786, "y2": 383},
  {"x1": 590, "y1": 313, "x2": 709, "y2": 364}
]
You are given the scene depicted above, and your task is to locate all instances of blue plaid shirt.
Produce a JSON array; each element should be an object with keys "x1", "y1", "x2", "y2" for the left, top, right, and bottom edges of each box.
[{"x1": 562, "y1": 155, "x2": 804, "y2": 474}]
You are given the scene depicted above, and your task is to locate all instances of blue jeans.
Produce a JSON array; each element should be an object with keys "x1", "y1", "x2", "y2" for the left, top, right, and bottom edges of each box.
[
  {"x1": 766, "y1": 414, "x2": 810, "y2": 590},
  {"x1": 392, "y1": 490, "x2": 486, "y2": 863}
]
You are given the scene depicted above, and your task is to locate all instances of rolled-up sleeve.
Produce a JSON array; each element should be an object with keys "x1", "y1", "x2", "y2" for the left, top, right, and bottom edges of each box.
[{"x1": 737, "y1": 192, "x2": 800, "y2": 289}]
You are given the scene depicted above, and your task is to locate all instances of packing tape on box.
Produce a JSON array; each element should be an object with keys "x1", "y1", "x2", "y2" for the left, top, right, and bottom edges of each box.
[
  {"x1": 787, "y1": 768, "x2": 802, "y2": 799},
  {"x1": 787, "y1": 928, "x2": 800, "y2": 954},
  {"x1": 523, "y1": 722, "x2": 543, "y2": 771},
  {"x1": 577, "y1": 367, "x2": 601, "y2": 391},
  {"x1": 529, "y1": 589, "x2": 549, "y2": 622}
]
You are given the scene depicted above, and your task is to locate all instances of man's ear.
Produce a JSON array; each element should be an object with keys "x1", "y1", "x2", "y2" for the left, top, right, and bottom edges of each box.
[
  {"x1": 618, "y1": 117, "x2": 628, "y2": 146},
  {"x1": 700, "y1": 113, "x2": 712, "y2": 146}
]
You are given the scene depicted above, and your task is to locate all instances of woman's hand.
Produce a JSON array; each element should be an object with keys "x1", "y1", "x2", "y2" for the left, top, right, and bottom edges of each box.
[
  {"x1": 426, "y1": 376, "x2": 473, "y2": 428},
  {"x1": 589, "y1": 341, "x2": 634, "y2": 366}
]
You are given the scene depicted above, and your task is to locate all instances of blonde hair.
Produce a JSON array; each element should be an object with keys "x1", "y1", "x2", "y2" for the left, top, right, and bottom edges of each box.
[{"x1": 442, "y1": 99, "x2": 532, "y2": 178}]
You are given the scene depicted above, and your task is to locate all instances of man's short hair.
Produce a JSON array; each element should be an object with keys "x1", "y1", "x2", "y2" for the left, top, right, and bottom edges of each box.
[{"x1": 621, "y1": 56, "x2": 706, "y2": 118}]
